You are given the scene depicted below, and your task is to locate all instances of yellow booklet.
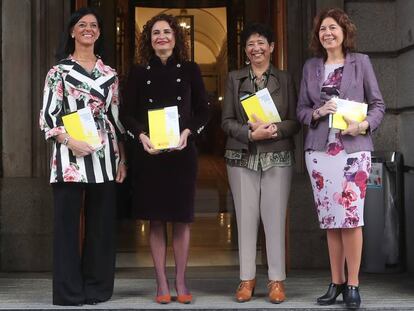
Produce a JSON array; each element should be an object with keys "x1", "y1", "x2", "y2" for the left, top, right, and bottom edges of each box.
[
  {"x1": 62, "y1": 107, "x2": 101, "y2": 149},
  {"x1": 148, "y1": 106, "x2": 180, "y2": 150},
  {"x1": 329, "y1": 98, "x2": 368, "y2": 130},
  {"x1": 240, "y1": 88, "x2": 281, "y2": 123}
]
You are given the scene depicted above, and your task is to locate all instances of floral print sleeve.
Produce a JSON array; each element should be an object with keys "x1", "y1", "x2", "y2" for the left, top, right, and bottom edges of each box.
[
  {"x1": 108, "y1": 75, "x2": 126, "y2": 138},
  {"x1": 39, "y1": 66, "x2": 67, "y2": 140}
]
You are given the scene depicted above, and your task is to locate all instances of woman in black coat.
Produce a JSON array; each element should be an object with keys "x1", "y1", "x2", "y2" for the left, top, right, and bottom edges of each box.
[{"x1": 121, "y1": 14, "x2": 209, "y2": 304}]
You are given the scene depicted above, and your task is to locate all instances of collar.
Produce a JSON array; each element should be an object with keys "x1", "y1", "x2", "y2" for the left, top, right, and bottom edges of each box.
[
  {"x1": 234, "y1": 64, "x2": 279, "y2": 81},
  {"x1": 248, "y1": 65, "x2": 271, "y2": 81},
  {"x1": 317, "y1": 52, "x2": 356, "y2": 68},
  {"x1": 237, "y1": 64, "x2": 281, "y2": 95},
  {"x1": 149, "y1": 55, "x2": 178, "y2": 67}
]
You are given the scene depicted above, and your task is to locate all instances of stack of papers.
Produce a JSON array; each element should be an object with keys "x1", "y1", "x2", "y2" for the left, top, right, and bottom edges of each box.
[
  {"x1": 148, "y1": 106, "x2": 180, "y2": 150},
  {"x1": 62, "y1": 107, "x2": 102, "y2": 149},
  {"x1": 329, "y1": 98, "x2": 368, "y2": 130},
  {"x1": 240, "y1": 88, "x2": 281, "y2": 123}
]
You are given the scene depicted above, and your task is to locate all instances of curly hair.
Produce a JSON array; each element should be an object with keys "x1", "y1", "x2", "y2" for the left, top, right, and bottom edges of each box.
[
  {"x1": 137, "y1": 13, "x2": 189, "y2": 65},
  {"x1": 241, "y1": 22, "x2": 275, "y2": 47},
  {"x1": 309, "y1": 8, "x2": 357, "y2": 59}
]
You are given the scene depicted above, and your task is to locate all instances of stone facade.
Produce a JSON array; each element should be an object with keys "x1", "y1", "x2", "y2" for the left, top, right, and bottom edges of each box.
[
  {"x1": 288, "y1": 0, "x2": 414, "y2": 272},
  {"x1": 1, "y1": 0, "x2": 413, "y2": 273},
  {"x1": 346, "y1": 0, "x2": 414, "y2": 273}
]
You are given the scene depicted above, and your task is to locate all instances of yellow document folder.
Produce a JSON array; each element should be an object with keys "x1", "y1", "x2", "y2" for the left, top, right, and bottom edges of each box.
[
  {"x1": 329, "y1": 98, "x2": 368, "y2": 130},
  {"x1": 62, "y1": 107, "x2": 101, "y2": 148},
  {"x1": 240, "y1": 88, "x2": 281, "y2": 123},
  {"x1": 148, "y1": 106, "x2": 180, "y2": 150}
]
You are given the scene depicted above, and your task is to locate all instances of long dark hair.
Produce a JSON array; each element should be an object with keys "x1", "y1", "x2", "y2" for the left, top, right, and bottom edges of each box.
[
  {"x1": 137, "y1": 13, "x2": 189, "y2": 65},
  {"x1": 55, "y1": 7, "x2": 105, "y2": 61}
]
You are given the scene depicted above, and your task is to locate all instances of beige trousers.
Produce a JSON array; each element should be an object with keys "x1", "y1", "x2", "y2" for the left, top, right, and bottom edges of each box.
[{"x1": 227, "y1": 165, "x2": 293, "y2": 281}]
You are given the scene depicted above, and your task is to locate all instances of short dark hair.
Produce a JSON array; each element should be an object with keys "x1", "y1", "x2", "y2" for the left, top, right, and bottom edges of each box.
[
  {"x1": 309, "y1": 7, "x2": 357, "y2": 58},
  {"x1": 241, "y1": 22, "x2": 275, "y2": 47},
  {"x1": 55, "y1": 7, "x2": 105, "y2": 61},
  {"x1": 137, "y1": 13, "x2": 189, "y2": 65}
]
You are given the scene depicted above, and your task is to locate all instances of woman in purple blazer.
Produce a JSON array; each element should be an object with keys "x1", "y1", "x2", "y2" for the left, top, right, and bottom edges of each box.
[{"x1": 296, "y1": 8, "x2": 384, "y2": 309}]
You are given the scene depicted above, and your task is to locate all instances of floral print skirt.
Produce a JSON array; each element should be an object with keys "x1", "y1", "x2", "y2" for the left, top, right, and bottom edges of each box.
[{"x1": 305, "y1": 130, "x2": 371, "y2": 229}]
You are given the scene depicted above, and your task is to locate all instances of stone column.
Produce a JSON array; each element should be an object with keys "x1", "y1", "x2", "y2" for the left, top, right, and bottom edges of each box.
[{"x1": 1, "y1": 0, "x2": 69, "y2": 271}]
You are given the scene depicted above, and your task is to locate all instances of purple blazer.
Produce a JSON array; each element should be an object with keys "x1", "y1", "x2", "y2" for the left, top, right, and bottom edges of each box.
[{"x1": 296, "y1": 53, "x2": 385, "y2": 153}]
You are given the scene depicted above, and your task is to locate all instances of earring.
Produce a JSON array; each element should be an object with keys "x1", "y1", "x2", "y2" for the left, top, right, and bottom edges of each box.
[
  {"x1": 71, "y1": 34, "x2": 74, "y2": 38},
  {"x1": 245, "y1": 60, "x2": 251, "y2": 65}
]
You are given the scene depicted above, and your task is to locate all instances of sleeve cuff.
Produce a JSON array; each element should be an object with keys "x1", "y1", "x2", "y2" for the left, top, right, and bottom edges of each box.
[{"x1": 45, "y1": 126, "x2": 66, "y2": 140}]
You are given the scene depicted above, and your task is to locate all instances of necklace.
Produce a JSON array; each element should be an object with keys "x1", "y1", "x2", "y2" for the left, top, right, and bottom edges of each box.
[{"x1": 72, "y1": 55, "x2": 97, "y2": 63}]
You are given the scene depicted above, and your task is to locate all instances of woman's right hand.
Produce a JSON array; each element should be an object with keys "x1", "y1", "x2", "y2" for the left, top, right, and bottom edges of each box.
[
  {"x1": 67, "y1": 138, "x2": 95, "y2": 157},
  {"x1": 139, "y1": 133, "x2": 161, "y2": 155},
  {"x1": 251, "y1": 123, "x2": 277, "y2": 141},
  {"x1": 314, "y1": 99, "x2": 337, "y2": 118}
]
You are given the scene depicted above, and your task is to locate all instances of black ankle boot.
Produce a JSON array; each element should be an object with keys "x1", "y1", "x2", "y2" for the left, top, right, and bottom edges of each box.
[
  {"x1": 344, "y1": 285, "x2": 361, "y2": 309},
  {"x1": 316, "y1": 283, "x2": 346, "y2": 305}
]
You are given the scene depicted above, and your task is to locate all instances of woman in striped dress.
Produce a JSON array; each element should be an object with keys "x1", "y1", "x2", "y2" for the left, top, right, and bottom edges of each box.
[{"x1": 39, "y1": 7, "x2": 126, "y2": 306}]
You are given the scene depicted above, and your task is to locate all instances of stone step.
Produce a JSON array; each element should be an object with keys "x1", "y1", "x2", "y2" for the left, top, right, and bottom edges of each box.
[{"x1": 0, "y1": 268, "x2": 413, "y2": 310}]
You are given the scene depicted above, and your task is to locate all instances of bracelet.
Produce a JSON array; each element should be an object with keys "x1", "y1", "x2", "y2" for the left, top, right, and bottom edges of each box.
[
  {"x1": 314, "y1": 108, "x2": 321, "y2": 119},
  {"x1": 62, "y1": 137, "x2": 70, "y2": 146},
  {"x1": 119, "y1": 159, "x2": 127, "y2": 167},
  {"x1": 248, "y1": 130, "x2": 253, "y2": 142}
]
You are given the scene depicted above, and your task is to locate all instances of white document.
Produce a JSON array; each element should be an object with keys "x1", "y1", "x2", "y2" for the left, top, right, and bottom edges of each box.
[
  {"x1": 255, "y1": 88, "x2": 282, "y2": 122},
  {"x1": 77, "y1": 108, "x2": 102, "y2": 149},
  {"x1": 164, "y1": 106, "x2": 180, "y2": 148}
]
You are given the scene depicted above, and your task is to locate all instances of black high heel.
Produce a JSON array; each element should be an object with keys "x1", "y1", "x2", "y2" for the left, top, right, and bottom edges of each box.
[
  {"x1": 344, "y1": 285, "x2": 361, "y2": 309},
  {"x1": 317, "y1": 282, "x2": 346, "y2": 305}
]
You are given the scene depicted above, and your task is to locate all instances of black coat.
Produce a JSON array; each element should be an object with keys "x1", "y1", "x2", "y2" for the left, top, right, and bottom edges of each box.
[{"x1": 120, "y1": 56, "x2": 209, "y2": 222}]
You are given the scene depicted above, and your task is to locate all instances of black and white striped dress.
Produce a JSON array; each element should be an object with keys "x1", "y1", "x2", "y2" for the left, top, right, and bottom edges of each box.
[{"x1": 40, "y1": 56, "x2": 125, "y2": 183}]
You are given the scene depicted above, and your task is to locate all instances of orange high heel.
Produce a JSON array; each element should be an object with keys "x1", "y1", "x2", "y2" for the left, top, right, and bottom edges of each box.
[
  {"x1": 155, "y1": 294, "x2": 171, "y2": 304},
  {"x1": 177, "y1": 293, "x2": 193, "y2": 304}
]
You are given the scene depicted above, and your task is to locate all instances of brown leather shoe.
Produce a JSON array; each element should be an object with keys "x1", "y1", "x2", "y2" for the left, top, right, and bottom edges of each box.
[
  {"x1": 235, "y1": 279, "x2": 256, "y2": 302},
  {"x1": 268, "y1": 280, "x2": 286, "y2": 303}
]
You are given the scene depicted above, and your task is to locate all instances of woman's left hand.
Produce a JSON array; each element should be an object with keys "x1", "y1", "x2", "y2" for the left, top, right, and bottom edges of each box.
[
  {"x1": 174, "y1": 128, "x2": 191, "y2": 151},
  {"x1": 341, "y1": 116, "x2": 369, "y2": 136},
  {"x1": 116, "y1": 160, "x2": 127, "y2": 183}
]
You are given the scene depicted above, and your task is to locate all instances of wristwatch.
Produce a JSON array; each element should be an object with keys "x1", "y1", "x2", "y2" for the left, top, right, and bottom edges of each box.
[
  {"x1": 248, "y1": 130, "x2": 254, "y2": 142},
  {"x1": 62, "y1": 137, "x2": 70, "y2": 146}
]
